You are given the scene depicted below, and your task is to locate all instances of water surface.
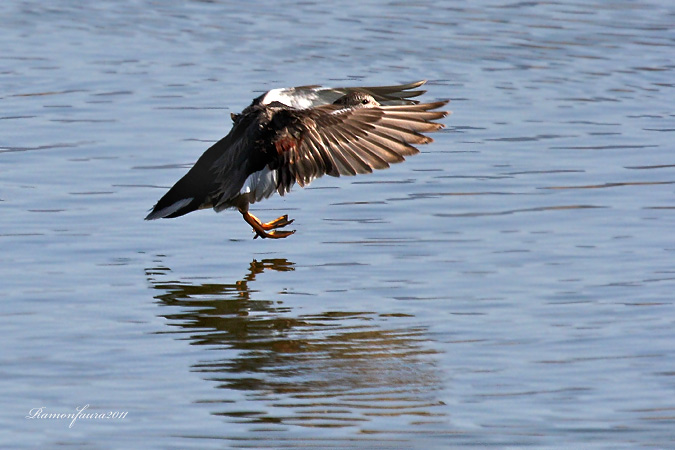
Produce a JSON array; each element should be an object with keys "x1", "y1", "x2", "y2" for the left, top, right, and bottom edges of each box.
[{"x1": 1, "y1": 0, "x2": 674, "y2": 448}]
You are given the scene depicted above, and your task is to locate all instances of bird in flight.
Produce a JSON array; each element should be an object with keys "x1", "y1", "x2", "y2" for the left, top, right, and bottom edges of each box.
[{"x1": 146, "y1": 80, "x2": 449, "y2": 239}]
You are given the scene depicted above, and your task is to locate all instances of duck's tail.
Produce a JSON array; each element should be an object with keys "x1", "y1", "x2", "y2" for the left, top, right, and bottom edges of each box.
[{"x1": 145, "y1": 170, "x2": 209, "y2": 220}]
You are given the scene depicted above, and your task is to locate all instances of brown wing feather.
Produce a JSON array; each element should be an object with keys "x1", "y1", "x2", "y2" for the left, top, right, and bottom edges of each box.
[{"x1": 272, "y1": 99, "x2": 449, "y2": 191}]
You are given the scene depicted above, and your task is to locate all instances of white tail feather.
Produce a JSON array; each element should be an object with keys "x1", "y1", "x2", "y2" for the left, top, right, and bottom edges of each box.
[{"x1": 145, "y1": 197, "x2": 193, "y2": 220}]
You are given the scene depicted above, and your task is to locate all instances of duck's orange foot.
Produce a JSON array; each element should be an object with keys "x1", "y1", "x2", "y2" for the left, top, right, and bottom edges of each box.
[
  {"x1": 260, "y1": 215, "x2": 294, "y2": 231},
  {"x1": 255, "y1": 229, "x2": 296, "y2": 239},
  {"x1": 241, "y1": 211, "x2": 296, "y2": 239}
]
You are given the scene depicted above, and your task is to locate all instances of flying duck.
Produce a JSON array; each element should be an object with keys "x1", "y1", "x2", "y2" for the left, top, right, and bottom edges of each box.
[{"x1": 145, "y1": 80, "x2": 449, "y2": 238}]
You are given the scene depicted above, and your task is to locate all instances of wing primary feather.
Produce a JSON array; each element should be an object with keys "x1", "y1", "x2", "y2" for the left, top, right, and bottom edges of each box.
[
  {"x1": 380, "y1": 100, "x2": 449, "y2": 112},
  {"x1": 357, "y1": 134, "x2": 409, "y2": 162},
  {"x1": 379, "y1": 116, "x2": 445, "y2": 133},
  {"x1": 306, "y1": 129, "x2": 340, "y2": 177},
  {"x1": 321, "y1": 120, "x2": 392, "y2": 169},
  {"x1": 363, "y1": 128, "x2": 421, "y2": 157},
  {"x1": 349, "y1": 139, "x2": 391, "y2": 170},
  {"x1": 371, "y1": 122, "x2": 431, "y2": 144},
  {"x1": 304, "y1": 125, "x2": 358, "y2": 176},
  {"x1": 320, "y1": 126, "x2": 373, "y2": 175},
  {"x1": 384, "y1": 111, "x2": 448, "y2": 122}
]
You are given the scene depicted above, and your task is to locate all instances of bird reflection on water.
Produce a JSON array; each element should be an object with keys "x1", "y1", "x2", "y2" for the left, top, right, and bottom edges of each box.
[{"x1": 145, "y1": 258, "x2": 446, "y2": 430}]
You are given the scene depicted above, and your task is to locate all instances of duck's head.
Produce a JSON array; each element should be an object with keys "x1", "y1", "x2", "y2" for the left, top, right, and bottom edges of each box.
[{"x1": 332, "y1": 92, "x2": 380, "y2": 108}]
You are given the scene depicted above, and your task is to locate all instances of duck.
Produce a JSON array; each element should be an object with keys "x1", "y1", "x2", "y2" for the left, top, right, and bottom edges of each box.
[{"x1": 145, "y1": 80, "x2": 449, "y2": 239}]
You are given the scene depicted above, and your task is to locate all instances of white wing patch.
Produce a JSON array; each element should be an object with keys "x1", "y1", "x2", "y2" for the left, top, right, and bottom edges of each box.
[
  {"x1": 330, "y1": 107, "x2": 354, "y2": 115},
  {"x1": 239, "y1": 167, "x2": 279, "y2": 204},
  {"x1": 261, "y1": 88, "x2": 320, "y2": 109},
  {"x1": 261, "y1": 86, "x2": 359, "y2": 110}
]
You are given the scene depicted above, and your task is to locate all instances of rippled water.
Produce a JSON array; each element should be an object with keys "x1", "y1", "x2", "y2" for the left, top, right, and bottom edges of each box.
[{"x1": 2, "y1": 0, "x2": 674, "y2": 448}]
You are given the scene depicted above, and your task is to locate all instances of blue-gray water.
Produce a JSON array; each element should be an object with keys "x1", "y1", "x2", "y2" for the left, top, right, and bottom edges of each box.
[{"x1": 2, "y1": 1, "x2": 674, "y2": 448}]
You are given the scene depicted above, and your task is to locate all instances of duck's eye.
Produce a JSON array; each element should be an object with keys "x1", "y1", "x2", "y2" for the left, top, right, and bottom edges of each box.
[{"x1": 361, "y1": 99, "x2": 369, "y2": 105}]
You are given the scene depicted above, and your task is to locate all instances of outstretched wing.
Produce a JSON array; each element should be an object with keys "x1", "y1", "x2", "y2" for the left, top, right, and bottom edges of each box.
[
  {"x1": 271, "y1": 99, "x2": 449, "y2": 193},
  {"x1": 260, "y1": 80, "x2": 430, "y2": 109}
]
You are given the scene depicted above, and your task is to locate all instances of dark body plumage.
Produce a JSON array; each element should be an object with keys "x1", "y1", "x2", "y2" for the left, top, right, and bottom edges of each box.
[{"x1": 146, "y1": 81, "x2": 449, "y2": 238}]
